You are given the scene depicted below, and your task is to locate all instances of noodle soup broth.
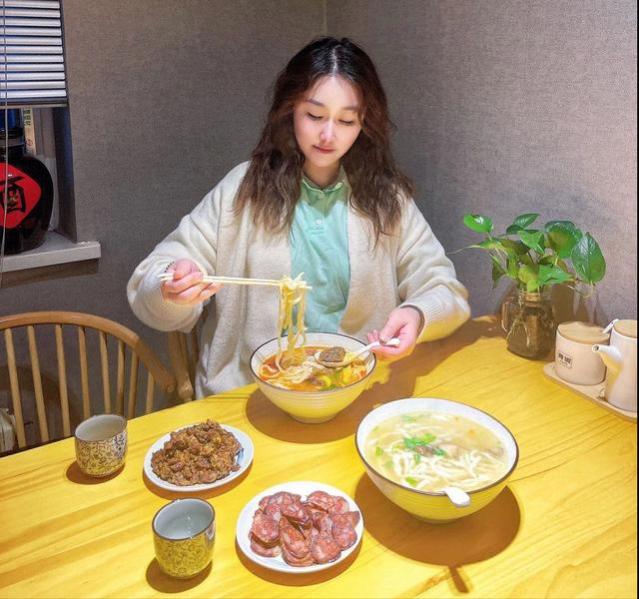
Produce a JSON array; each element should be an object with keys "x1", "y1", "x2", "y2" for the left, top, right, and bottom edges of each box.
[
  {"x1": 257, "y1": 346, "x2": 369, "y2": 392},
  {"x1": 251, "y1": 333, "x2": 377, "y2": 423},
  {"x1": 365, "y1": 411, "x2": 509, "y2": 493}
]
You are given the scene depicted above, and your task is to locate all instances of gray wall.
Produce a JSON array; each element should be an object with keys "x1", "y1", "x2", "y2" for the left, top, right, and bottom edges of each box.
[{"x1": 330, "y1": 0, "x2": 637, "y2": 323}]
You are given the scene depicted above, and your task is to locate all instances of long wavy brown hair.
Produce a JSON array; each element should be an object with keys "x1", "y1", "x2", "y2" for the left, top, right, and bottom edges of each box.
[{"x1": 235, "y1": 37, "x2": 414, "y2": 241}]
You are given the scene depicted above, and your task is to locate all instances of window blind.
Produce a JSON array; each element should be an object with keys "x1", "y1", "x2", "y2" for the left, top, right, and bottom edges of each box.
[{"x1": 1, "y1": 0, "x2": 67, "y2": 106}]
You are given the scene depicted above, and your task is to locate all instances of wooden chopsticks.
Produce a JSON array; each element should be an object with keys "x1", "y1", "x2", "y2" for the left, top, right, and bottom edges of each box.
[{"x1": 157, "y1": 272, "x2": 311, "y2": 289}]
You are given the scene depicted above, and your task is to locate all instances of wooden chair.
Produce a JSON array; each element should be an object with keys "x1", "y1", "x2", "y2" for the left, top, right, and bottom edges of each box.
[
  {"x1": 167, "y1": 328, "x2": 199, "y2": 403},
  {"x1": 166, "y1": 304, "x2": 208, "y2": 403},
  {"x1": 0, "y1": 311, "x2": 176, "y2": 450}
]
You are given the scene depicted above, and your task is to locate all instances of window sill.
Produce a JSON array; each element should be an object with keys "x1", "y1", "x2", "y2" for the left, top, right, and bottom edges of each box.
[{"x1": 1, "y1": 232, "x2": 101, "y2": 273}]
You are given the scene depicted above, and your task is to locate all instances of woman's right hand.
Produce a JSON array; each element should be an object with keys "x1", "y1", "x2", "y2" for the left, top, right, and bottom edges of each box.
[{"x1": 160, "y1": 259, "x2": 221, "y2": 306}]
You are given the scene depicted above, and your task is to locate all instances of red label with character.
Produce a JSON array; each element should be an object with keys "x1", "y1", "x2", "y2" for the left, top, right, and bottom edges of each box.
[{"x1": 0, "y1": 164, "x2": 43, "y2": 229}]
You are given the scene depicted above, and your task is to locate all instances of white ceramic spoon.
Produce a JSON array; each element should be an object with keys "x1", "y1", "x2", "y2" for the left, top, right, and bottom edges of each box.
[
  {"x1": 316, "y1": 337, "x2": 401, "y2": 368},
  {"x1": 442, "y1": 486, "x2": 471, "y2": 508}
]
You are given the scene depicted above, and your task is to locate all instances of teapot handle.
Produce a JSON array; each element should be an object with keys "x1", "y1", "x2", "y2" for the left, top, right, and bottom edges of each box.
[{"x1": 602, "y1": 319, "x2": 619, "y2": 334}]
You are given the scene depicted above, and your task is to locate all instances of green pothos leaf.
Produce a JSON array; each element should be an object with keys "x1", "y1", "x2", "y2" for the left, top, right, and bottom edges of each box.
[
  {"x1": 518, "y1": 230, "x2": 545, "y2": 254},
  {"x1": 507, "y1": 213, "x2": 540, "y2": 233},
  {"x1": 545, "y1": 220, "x2": 583, "y2": 259},
  {"x1": 518, "y1": 264, "x2": 540, "y2": 292},
  {"x1": 571, "y1": 233, "x2": 606, "y2": 284},
  {"x1": 463, "y1": 214, "x2": 494, "y2": 234},
  {"x1": 538, "y1": 264, "x2": 573, "y2": 287}
]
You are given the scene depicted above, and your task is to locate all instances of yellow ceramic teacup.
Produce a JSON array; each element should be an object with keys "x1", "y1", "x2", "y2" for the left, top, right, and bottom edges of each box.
[
  {"x1": 152, "y1": 499, "x2": 215, "y2": 579},
  {"x1": 74, "y1": 414, "x2": 127, "y2": 477}
]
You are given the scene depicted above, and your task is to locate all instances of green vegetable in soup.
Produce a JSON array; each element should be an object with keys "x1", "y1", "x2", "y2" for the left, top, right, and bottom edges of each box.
[
  {"x1": 316, "y1": 374, "x2": 333, "y2": 389},
  {"x1": 405, "y1": 476, "x2": 419, "y2": 487},
  {"x1": 403, "y1": 434, "x2": 436, "y2": 450}
]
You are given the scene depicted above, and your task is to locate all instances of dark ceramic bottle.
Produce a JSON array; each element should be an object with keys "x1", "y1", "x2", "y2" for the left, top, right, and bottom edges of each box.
[{"x1": 1, "y1": 109, "x2": 54, "y2": 254}]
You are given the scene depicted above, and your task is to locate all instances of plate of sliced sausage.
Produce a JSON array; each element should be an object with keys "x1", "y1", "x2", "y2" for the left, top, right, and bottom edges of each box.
[{"x1": 236, "y1": 481, "x2": 364, "y2": 573}]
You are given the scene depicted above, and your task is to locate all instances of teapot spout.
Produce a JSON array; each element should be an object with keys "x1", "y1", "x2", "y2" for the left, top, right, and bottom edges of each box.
[{"x1": 592, "y1": 344, "x2": 622, "y2": 372}]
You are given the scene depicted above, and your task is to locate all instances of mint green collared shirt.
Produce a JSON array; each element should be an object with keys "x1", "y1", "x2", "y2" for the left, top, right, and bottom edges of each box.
[{"x1": 290, "y1": 172, "x2": 350, "y2": 333}]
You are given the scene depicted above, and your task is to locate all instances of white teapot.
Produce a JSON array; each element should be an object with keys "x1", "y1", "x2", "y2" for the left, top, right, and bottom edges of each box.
[{"x1": 592, "y1": 319, "x2": 637, "y2": 412}]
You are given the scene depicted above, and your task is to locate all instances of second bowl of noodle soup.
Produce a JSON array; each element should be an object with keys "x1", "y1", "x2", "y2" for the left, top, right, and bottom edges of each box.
[
  {"x1": 356, "y1": 397, "x2": 518, "y2": 522},
  {"x1": 250, "y1": 332, "x2": 376, "y2": 423}
]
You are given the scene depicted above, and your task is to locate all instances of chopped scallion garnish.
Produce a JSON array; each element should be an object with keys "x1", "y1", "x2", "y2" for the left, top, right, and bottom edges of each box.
[{"x1": 403, "y1": 433, "x2": 436, "y2": 450}]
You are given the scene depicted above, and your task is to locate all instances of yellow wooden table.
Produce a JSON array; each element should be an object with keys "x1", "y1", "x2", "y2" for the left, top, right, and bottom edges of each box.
[{"x1": 1, "y1": 318, "x2": 636, "y2": 598}]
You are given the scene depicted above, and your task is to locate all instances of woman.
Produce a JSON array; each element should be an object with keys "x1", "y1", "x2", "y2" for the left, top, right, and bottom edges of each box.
[{"x1": 128, "y1": 37, "x2": 470, "y2": 397}]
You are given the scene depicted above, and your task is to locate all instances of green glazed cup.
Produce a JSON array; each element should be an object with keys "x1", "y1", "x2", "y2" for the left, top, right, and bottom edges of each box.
[{"x1": 152, "y1": 499, "x2": 215, "y2": 579}]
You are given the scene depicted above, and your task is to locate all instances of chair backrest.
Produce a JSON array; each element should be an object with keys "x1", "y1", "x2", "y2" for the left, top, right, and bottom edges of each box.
[
  {"x1": 167, "y1": 328, "x2": 199, "y2": 403},
  {"x1": 166, "y1": 305, "x2": 209, "y2": 403},
  {"x1": 0, "y1": 311, "x2": 176, "y2": 450}
]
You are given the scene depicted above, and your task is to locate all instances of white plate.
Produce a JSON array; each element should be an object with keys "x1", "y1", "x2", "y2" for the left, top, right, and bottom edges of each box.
[
  {"x1": 236, "y1": 481, "x2": 364, "y2": 574},
  {"x1": 143, "y1": 423, "x2": 254, "y2": 492}
]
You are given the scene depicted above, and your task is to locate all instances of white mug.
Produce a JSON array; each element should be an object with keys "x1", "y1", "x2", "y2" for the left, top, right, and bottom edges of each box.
[
  {"x1": 555, "y1": 321, "x2": 609, "y2": 385},
  {"x1": 593, "y1": 319, "x2": 637, "y2": 412}
]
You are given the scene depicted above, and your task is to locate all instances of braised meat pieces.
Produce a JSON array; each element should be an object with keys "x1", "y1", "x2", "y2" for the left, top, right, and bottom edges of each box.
[
  {"x1": 151, "y1": 420, "x2": 240, "y2": 485},
  {"x1": 249, "y1": 490, "x2": 360, "y2": 566},
  {"x1": 318, "y1": 346, "x2": 346, "y2": 365}
]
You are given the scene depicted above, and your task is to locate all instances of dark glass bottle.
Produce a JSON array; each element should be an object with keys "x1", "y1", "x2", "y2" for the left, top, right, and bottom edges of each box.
[{"x1": 1, "y1": 109, "x2": 54, "y2": 254}]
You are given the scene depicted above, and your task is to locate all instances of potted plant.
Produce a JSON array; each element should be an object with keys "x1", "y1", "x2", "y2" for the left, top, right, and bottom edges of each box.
[{"x1": 461, "y1": 213, "x2": 606, "y2": 358}]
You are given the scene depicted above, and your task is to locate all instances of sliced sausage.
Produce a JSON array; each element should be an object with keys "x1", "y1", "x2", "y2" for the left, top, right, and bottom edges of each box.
[
  {"x1": 282, "y1": 501, "x2": 312, "y2": 527},
  {"x1": 250, "y1": 511, "x2": 280, "y2": 545},
  {"x1": 263, "y1": 502, "x2": 282, "y2": 522},
  {"x1": 340, "y1": 510, "x2": 360, "y2": 527},
  {"x1": 279, "y1": 521, "x2": 311, "y2": 559},
  {"x1": 328, "y1": 496, "x2": 350, "y2": 514},
  {"x1": 310, "y1": 531, "x2": 342, "y2": 564},
  {"x1": 259, "y1": 491, "x2": 300, "y2": 511},
  {"x1": 306, "y1": 490, "x2": 335, "y2": 512},
  {"x1": 250, "y1": 534, "x2": 281, "y2": 557},
  {"x1": 316, "y1": 513, "x2": 333, "y2": 534},
  {"x1": 330, "y1": 514, "x2": 358, "y2": 549},
  {"x1": 281, "y1": 545, "x2": 315, "y2": 566}
]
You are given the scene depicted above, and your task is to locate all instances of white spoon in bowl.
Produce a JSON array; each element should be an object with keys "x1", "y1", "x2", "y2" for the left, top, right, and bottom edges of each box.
[
  {"x1": 315, "y1": 338, "x2": 401, "y2": 368},
  {"x1": 442, "y1": 486, "x2": 471, "y2": 508}
]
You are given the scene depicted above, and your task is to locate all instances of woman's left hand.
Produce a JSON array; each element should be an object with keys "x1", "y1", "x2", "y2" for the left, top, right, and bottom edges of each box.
[{"x1": 367, "y1": 307, "x2": 422, "y2": 360}]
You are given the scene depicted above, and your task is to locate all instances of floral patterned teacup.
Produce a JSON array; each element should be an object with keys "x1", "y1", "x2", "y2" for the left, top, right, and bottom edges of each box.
[
  {"x1": 74, "y1": 414, "x2": 127, "y2": 477},
  {"x1": 153, "y1": 499, "x2": 215, "y2": 579}
]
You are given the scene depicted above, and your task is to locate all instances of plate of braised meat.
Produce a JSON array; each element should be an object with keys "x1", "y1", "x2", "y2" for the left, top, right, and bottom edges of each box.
[
  {"x1": 143, "y1": 420, "x2": 253, "y2": 492},
  {"x1": 236, "y1": 481, "x2": 363, "y2": 573}
]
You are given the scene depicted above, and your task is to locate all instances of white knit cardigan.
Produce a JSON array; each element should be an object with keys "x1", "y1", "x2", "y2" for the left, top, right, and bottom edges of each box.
[{"x1": 127, "y1": 162, "x2": 471, "y2": 396}]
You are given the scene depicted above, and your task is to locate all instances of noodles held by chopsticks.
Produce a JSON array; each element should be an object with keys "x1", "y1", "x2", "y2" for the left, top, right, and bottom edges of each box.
[
  {"x1": 276, "y1": 274, "x2": 309, "y2": 362},
  {"x1": 257, "y1": 274, "x2": 369, "y2": 391}
]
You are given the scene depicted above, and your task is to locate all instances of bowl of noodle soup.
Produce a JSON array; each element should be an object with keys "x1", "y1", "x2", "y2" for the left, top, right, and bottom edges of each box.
[
  {"x1": 356, "y1": 397, "x2": 518, "y2": 523},
  {"x1": 250, "y1": 332, "x2": 376, "y2": 423}
]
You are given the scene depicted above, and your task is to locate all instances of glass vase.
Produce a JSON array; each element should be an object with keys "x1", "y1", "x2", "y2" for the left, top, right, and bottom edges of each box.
[{"x1": 501, "y1": 289, "x2": 556, "y2": 359}]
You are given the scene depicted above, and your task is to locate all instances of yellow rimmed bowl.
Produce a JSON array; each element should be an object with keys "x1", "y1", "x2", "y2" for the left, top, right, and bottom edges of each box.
[
  {"x1": 250, "y1": 332, "x2": 376, "y2": 423},
  {"x1": 355, "y1": 397, "x2": 519, "y2": 523}
]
